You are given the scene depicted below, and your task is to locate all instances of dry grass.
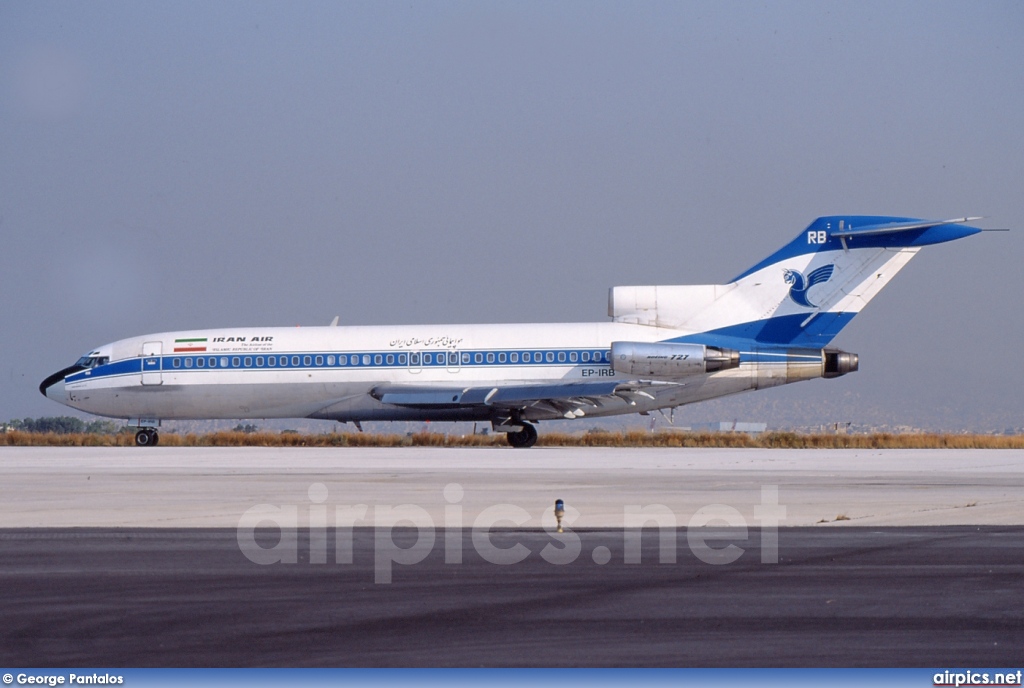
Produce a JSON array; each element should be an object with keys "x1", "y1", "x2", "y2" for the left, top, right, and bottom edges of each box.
[
  {"x1": 2, "y1": 429, "x2": 1024, "y2": 449},
  {"x1": 0, "y1": 429, "x2": 507, "y2": 448}
]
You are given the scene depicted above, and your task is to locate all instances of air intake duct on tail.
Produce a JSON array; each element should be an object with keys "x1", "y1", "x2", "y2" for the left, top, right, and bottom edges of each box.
[
  {"x1": 823, "y1": 349, "x2": 859, "y2": 378},
  {"x1": 611, "y1": 341, "x2": 741, "y2": 379}
]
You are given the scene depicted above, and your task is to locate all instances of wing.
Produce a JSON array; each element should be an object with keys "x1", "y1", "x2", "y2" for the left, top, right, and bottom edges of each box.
[
  {"x1": 370, "y1": 380, "x2": 659, "y2": 419},
  {"x1": 805, "y1": 264, "x2": 835, "y2": 287}
]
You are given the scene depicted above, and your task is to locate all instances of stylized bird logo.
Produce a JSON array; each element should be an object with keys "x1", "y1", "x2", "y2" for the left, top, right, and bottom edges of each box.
[{"x1": 783, "y1": 264, "x2": 835, "y2": 308}]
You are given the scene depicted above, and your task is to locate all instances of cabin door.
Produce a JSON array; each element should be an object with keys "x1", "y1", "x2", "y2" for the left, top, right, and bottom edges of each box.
[
  {"x1": 445, "y1": 349, "x2": 461, "y2": 374},
  {"x1": 141, "y1": 341, "x2": 163, "y2": 385}
]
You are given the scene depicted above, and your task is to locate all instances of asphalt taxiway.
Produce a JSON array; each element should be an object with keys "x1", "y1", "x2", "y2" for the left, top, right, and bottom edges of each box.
[{"x1": 2, "y1": 527, "x2": 1022, "y2": 667}]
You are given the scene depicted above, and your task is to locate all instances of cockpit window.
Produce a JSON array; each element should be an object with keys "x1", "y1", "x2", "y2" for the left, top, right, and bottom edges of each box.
[{"x1": 74, "y1": 356, "x2": 109, "y2": 369}]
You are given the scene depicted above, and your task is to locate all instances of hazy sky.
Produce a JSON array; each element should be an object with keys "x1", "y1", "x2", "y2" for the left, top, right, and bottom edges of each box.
[{"x1": 2, "y1": 1, "x2": 1022, "y2": 428}]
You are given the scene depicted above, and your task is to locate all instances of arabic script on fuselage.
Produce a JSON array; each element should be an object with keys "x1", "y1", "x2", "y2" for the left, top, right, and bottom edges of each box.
[{"x1": 388, "y1": 336, "x2": 464, "y2": 349}]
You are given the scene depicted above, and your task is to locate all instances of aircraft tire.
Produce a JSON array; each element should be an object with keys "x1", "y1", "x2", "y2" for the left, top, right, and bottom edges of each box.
[
  {"x1": 135, "y1": 429, "x2": 157, "y2": 447},
  {"x1": 506, "y1": 423, "x2": 538, "y2": 449}
]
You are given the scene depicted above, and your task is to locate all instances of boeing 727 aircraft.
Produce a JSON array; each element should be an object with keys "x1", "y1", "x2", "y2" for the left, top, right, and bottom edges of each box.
[{"x1": 41, "y1": 216, "x2": 983, "y2": 447}]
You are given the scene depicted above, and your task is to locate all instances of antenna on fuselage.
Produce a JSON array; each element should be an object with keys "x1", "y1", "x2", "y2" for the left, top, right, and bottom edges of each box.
[{"x1": 329, "y1": 316, "x2": 339, "y2": 327}]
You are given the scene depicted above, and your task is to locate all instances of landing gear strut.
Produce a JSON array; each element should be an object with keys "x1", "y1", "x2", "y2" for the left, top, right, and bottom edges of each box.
[
  {"x1": 135, "y1": 429, "x2": 159, "y2": 447},
  {"x1": 506, "y1": 422, "x2": 538, "y2": 449}
]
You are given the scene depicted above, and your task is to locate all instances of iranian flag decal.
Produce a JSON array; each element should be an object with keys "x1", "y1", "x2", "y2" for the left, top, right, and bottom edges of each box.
[{"x1": 174, "y1": 337, "x2": 207, "y2": 352}]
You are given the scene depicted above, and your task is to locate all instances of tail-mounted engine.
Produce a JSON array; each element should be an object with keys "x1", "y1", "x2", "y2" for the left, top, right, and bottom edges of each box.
[
  {"x1": 824, "y1": 349, "x2": 859, "y2": 378},
  {"x1": 611, "y1": 341, "x2": 741, "y2": 379}
]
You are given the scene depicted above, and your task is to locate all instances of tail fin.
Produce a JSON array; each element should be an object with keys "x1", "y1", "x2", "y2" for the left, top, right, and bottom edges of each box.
[{"x1": 609, "y1": 216, "x2": 981, "y2": 347}]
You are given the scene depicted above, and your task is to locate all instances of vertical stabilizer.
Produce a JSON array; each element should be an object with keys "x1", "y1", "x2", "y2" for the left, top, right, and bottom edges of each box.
[{"x1": 610, "y1": 216, "x2": 981, "y2": 347}]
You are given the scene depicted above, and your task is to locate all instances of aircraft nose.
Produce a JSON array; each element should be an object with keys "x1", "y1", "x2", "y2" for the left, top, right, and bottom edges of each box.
[
  {"x1": 40, "y1": 373, "x2": 63, "y2": 399},
  {"x1": 44, "y1": 379, "x2": 65, "y2": 401},
  {"x1": 39, "y1": 365, "x2": 80, "y2": 400}
]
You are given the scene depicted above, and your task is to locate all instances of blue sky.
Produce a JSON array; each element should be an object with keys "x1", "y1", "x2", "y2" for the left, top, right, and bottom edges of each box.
[{"x1": 2, "y1": 1, "x2": 1022, "y2": 428}]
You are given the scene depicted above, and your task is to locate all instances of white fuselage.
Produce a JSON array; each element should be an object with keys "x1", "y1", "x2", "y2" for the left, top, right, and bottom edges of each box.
[{"x1": 49, "y1": 321, "x2": 819, "y2": 424}]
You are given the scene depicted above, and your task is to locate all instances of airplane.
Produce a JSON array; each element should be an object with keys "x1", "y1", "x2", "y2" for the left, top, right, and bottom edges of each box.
[{"x1": 41, "y1": 216, "x2": 985, "y2": 448}]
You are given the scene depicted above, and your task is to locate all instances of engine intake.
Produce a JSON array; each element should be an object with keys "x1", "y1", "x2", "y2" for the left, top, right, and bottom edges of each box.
[{"x1": 611, "y1": 341, "x2": 741, "y2": 379}]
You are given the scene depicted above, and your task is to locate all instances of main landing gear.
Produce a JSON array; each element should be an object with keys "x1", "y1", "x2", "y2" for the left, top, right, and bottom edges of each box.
[
  {"x1": 135, "y1": 429, "x2": 159, "y2": 447},
  {"x1": 506, "y1": 422, "x2": 538, "y2": 449}
]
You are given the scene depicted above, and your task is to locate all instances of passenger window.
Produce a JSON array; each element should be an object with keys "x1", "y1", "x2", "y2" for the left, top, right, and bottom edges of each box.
[
  {"x1": 509, "y1": 352, "x2": 517, "y2": 363},
  {"x1": 363, "y1": 355, "x2": 371, "y2": 366},
  {"x1": 546, "y1": 352, "x2": 555, "y2": 363},
  {"x1": 475, "y1": 353, "x2": 483, "y2": 364},
  {"x1": 315, "y1": 355, "x2": 323, "y2": 366},
  {"x1": 423, "y1": 354, "x2": 431, "y2": 364},
  {"x1": 173, "y1": 358, "x2": 181, "y2": 368},
  {"x1": 398, "y1": 353, "x2": 407, "y2": 365},
  {"x1": 303, "y1": 355, "x2": 311, "y2": 366},
  {"x1": 232, "y1": 357, "x2": 240, "y2": 367},
  {"x1": 386, "y1": 354, "x2": 394, "y2": 365},
  {"x1": 448, "y1": 352, "x2": 458, "y2": 365},
  {"x1": 582, "y1": 352, "x2": 590, "y2": 362},
  {"x1": 292, "y1": 356, "x2": 300, "y2": 366},
  {"x1": 197, "y1": 357, "x2": 205, "y2": 368},
  {"x1": 280, "y1": 357, "x2": 288, "y2": 367},
  {"x1": 268, "y1": 356, "x2": 276, "y2": 366},
  {"x1": 184, "y1": 358, "x2": 193, "y2": 368},
  {"x1": 558, "y1": 351, "x2": 566, "y2": 363},
  {"x1": 374, "y1": 354, "x2": 382, "y2": 365},
  {"x1": 350, "y1": 356, "x2": 358, "y2": 366},
  {"x1": 569, "y1": 351, "x2": 578, "y2": 363},
  {"x1": 338, "y1": 355, "x2": 347, "y2": 365},
  {"x1": 219, "y1": 357, "x2": 228, "y2": 367},
  {"x1": 327, "y1": 355, "x2": 335, "y2": 365},
  {"x1": 244, "y1": 357, "x2": 252, "y2": 366}
]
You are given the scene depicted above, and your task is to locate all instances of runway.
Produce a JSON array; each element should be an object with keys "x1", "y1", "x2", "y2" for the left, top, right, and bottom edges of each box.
[
  {"x1": 2, "y1": 527, "x2": 1022, "y2": 667},
  {"x1": 2, "y1": 446, "x2": 1023, "y2": 527},
  {"x1": 1, "y1": 447, "x2": 1022, "y2": 667}
]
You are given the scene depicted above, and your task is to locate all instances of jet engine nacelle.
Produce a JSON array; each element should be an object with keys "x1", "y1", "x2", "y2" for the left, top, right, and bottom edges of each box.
[
  {"x1": 610, "y1": 341, "x2": 741, "y2": 378},
  {"x1": 824, "y1": 349, "x2": 859, "y2": 378}
]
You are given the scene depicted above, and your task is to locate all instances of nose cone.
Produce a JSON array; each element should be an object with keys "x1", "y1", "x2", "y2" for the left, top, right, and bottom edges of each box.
[
  {"x1": 39, "y1": 365, "x2": 82, "y2": 402},
  {"x1": 43, "y1": 378, "x2": 66, "y2": 402}
]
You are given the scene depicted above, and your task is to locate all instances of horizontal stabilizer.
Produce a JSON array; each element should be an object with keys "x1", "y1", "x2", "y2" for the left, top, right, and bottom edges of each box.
[{"x1": 832, "y1": 217, "x2": 982, "y2": 238}]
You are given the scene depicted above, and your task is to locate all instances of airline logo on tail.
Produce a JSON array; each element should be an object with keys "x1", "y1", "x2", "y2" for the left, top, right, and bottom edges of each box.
[{"x1": 783, "y1": 264, "x2": 835, "y2": 308}]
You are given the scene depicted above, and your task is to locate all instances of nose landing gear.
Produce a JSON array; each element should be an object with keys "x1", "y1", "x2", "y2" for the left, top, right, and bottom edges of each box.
[{"x1": 134, "y1": 429, "x2": 159, "y2": 447}]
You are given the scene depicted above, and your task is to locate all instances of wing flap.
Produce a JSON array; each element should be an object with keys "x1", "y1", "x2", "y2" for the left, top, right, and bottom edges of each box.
[{"x1": 373, "y1": 380, "x2": 627, "y2": 409}]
